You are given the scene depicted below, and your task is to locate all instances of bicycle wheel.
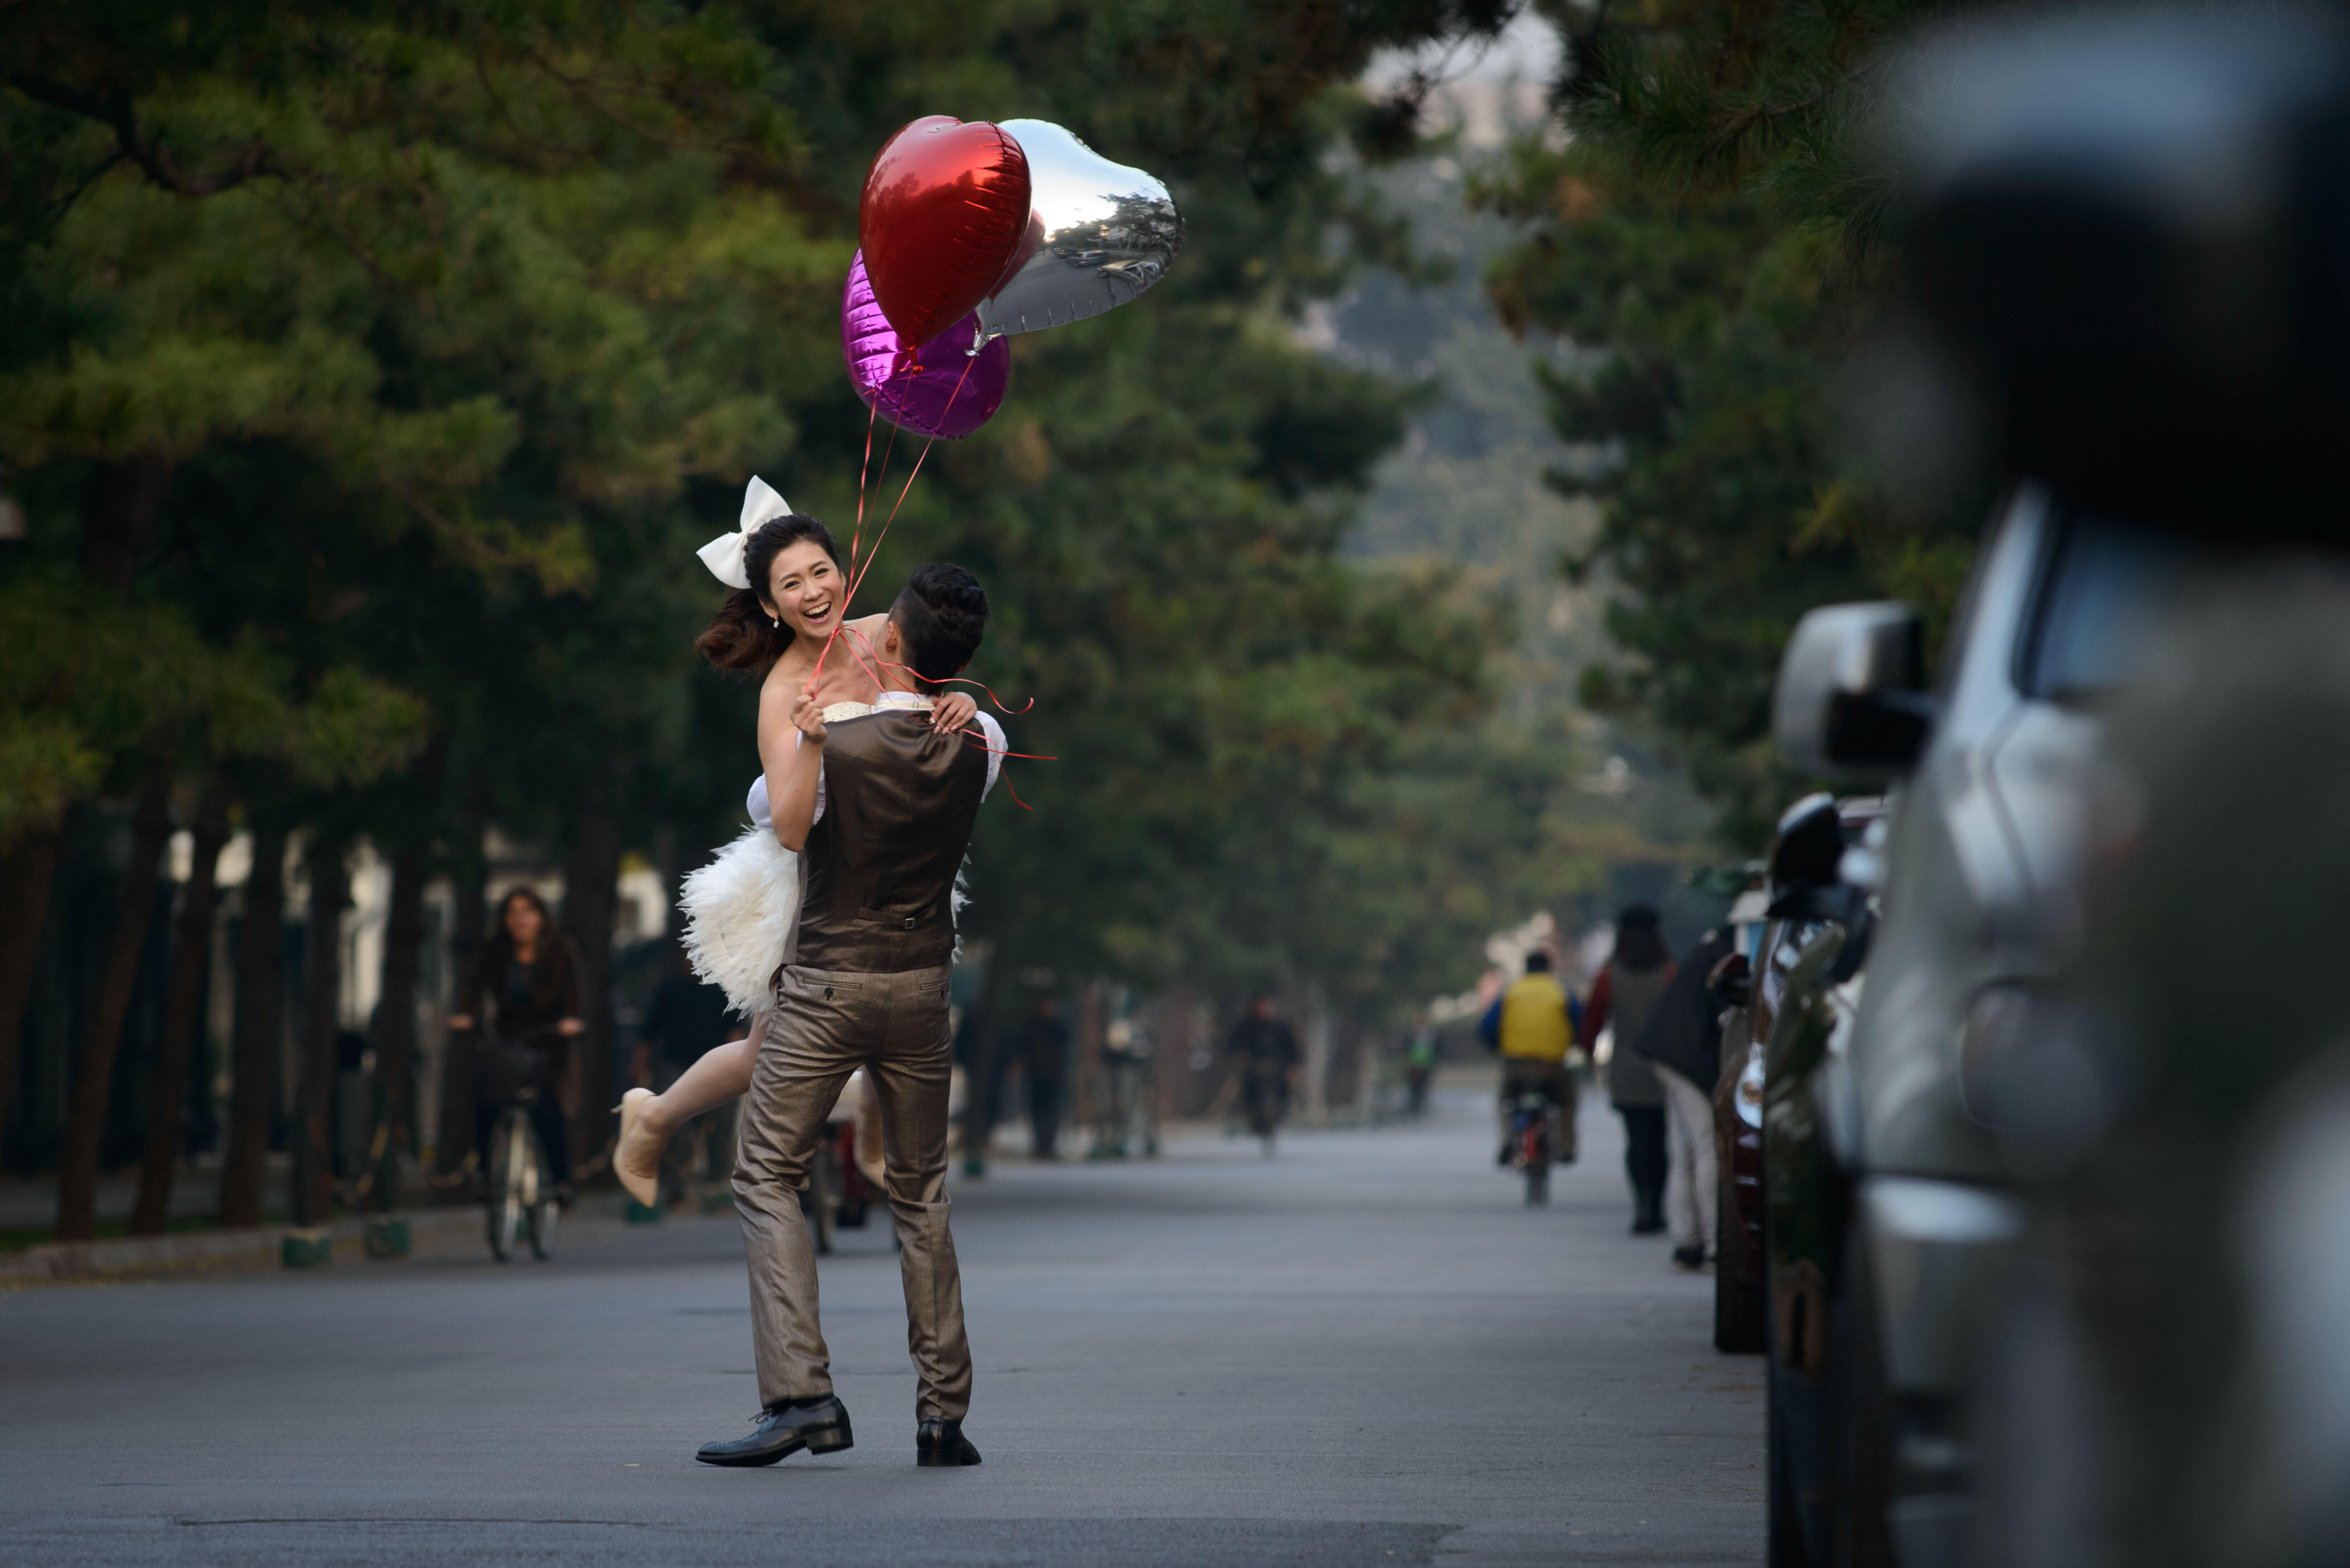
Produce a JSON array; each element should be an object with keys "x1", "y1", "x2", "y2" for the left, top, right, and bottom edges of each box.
[
  {"x1": 1523, "y1": 1119, "x2": 1550, "y2": 1206},
  {"x1": 516, "y1": 1113, "x2": 556, "y2": 1261},
  {"x1": 486, "y1": 1112, "x2": 523, "y2": 1262}
]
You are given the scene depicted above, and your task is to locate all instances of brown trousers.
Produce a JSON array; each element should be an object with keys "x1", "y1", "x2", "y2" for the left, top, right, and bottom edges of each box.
[{"x1": 734, "y1": 963, "x2": 971, "y2": 1420}]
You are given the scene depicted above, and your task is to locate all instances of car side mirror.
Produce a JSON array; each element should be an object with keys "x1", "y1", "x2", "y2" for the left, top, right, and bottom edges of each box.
[
  {"x1": 1765, "y1": 791, "x2": 1872, "y2": 932},
  {"x1": 1774, "y1": 603, "x2": 1934, "y2": 782}
]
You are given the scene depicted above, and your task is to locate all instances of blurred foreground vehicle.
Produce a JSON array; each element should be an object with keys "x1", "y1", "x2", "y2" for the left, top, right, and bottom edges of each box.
[{"x1": 1768, "y1": 6, "x2": 2350, "y2": 1566}]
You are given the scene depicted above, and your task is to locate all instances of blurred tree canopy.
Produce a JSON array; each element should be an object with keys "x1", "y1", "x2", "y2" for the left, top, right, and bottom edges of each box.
[
  {"x1": 1480, "y1": 0, "x2": 1982, "y2": 846},
  {"x1": 0, "y1": 0, "x2": 1605, "y2": 1168}
]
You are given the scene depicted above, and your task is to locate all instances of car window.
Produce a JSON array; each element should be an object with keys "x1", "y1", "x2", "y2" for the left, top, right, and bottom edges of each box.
[{"x1": 2019, "y1": 513, "x2": 2204, "y2": 700}]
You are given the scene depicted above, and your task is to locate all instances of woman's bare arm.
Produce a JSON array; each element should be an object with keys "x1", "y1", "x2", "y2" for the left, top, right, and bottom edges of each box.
[
  {"x1": 758, "y1": 678, "x2": 807, "y2": 848},
  {"x1": 769, "y1": 690, "x2": 829, "y2": 852}
]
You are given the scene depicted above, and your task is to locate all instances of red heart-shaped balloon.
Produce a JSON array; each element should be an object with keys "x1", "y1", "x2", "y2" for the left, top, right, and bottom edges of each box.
[{"x1": 859, "y1": 116, "x2": 1032, "y2": 350}]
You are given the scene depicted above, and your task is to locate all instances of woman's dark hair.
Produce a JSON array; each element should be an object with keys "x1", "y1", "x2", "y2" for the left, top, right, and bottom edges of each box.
[
  {"x1": 694, "y1": 514, "x2": 846, "y2": 671},
  {"x1": 890, "y1": 561, "x2": 988, "y2": 681},
  {"x1": 1611, "y1": 903, "x2": 1671, "y2": 973},
  {"x1": 493, "y1": 887, "x2": 555, "y2": 958}
]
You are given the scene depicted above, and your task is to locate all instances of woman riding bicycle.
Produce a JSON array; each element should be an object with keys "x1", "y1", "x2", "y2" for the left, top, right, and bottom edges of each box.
[{"x1": 449, "y1": 889, "x2": 585, "y2": 1205}]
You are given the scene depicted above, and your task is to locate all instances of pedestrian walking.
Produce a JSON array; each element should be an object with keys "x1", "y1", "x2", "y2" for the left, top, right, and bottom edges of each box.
[
  {"x1": 1227, "y1": 993, "x2": 1300, "y2": 1156},
  {"x1": 633, "y1": 941, "x2": 743, "y2": 1201},
  {"x1": 1630, "y1": 926, "x2": 1736, "y2": 1270},
  {"x1": 1403, "y1": 1012, "x2": 1438, "y2": 1119},
  {"x1": 1094, "y1": 1016, "x2": 1157, "y2": 1158},
  {"x1": 1582, "y1": 905, "x2": 1677, "y2": 1236},
  {"x1": 1008, "y1": 993, "x2": 1070, "y2": 1160}
]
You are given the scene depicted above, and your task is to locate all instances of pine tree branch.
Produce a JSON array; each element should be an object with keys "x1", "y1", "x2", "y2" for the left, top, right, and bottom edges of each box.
[{"x1": 4, "y1": 71, "x2": 276, "y2": 196}]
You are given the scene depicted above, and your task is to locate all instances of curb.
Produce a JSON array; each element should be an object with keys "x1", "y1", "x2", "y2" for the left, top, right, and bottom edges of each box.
[{"x1": 0, "y1": 1208, "x2": 487, "y2": 1288}]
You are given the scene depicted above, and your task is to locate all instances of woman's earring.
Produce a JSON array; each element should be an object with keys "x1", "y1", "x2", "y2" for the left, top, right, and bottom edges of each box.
[{"x1": 770, "y1": 616, "x2": 779, "y2": 627}]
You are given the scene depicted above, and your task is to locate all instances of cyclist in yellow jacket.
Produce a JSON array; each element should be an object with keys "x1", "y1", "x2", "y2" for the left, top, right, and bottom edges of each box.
[{"x1": 1481, "y1": 951, "x2": 1580, "y2": 1165}]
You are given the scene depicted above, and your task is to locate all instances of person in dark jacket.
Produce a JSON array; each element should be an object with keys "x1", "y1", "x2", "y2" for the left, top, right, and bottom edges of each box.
[
  {"x1": 1632, "y1": 925, "x2": 1737, "y2": 1269},
  {"x1": 1007, "y1": 994, "x2": 1071, "y2": 1160},
  {"x1": 448, "y1": 888, "x2": 585, "y2": 1199},
  {"x1": 1582, "y1": 905, "x2": 1676, "y2": 1236},
  {"x1": 1227, "y1": 994, "x2": 1301, "y2": 1155}
]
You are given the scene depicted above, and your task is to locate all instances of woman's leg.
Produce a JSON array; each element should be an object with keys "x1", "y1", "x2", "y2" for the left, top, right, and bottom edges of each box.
[
  {"x1": 617, "y1": 1017, "x2": 764, "y2": 1204},
  {"x1": 647, "y1": 1029, "x2": 763, "y2": 1134}
]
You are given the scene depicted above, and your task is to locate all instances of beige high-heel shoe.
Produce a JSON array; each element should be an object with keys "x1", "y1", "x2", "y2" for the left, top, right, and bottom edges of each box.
[{"x1": 615, "y1": 1088, "x2": 665, "y2": 1208}]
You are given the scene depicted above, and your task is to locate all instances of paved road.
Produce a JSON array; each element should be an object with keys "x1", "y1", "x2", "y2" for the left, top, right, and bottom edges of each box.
[{"x1": 0, "y1": 1079, "x2": 1761, "y2": 1567}]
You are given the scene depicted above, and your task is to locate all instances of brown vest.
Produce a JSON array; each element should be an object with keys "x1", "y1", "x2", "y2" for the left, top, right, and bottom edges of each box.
[{"x1": 789, "y1": 709, "x2": 988, "y2": 974}]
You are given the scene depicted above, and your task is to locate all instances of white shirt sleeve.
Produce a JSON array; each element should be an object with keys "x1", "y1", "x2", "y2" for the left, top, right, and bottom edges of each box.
[{"x1": 977, "y1": 712, "x2": 1006, "y2": 801}]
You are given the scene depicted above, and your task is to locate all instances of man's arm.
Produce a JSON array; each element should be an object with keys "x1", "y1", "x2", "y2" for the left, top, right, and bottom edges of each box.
[{"x1": 770, "y1": 689, "x2": 829, "y2": 852}]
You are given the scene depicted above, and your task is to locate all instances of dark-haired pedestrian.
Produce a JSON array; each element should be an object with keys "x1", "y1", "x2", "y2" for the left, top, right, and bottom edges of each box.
[{"x1": 1583, "y1": 905, "x2": 1677, "y2": 1236}]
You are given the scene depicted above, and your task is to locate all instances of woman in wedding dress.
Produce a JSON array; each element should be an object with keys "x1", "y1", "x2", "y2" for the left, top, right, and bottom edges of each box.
[{"x1": 614, "y1": 479, "x2": 974, "y2": 1205}]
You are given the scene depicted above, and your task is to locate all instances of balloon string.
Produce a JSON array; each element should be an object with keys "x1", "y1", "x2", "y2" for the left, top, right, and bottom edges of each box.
[
  {"x1": 947, "y1": 725, "x2": 1058, "y2": 762},
  {"x1": 850, "y1": 401, "x2": 878, "y2": 545},
  {"x1": 814, "y1": 350, "x2": 1053, "y2": 822},
  {"x1": 846, "y1": 406, "x2": 900, "y2": 598},
  {"x1": 870, "y1": 662, "x2": 1036, "y2": 716},
  {"x1": 840, "y1": 350, "x2": 977, "y2": 607}
]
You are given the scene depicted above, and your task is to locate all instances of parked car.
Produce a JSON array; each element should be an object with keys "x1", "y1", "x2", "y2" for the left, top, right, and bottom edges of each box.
[
  {"x1": 1712, "y1": 799, "x2": 1883, "y2": 1375},
  {"x1": 1710, "y1": 883, "x2": 1770, "y2": 1355},
  {"x1": 1753, "y1": 7, "x2": 2350, "y2": 1565}
]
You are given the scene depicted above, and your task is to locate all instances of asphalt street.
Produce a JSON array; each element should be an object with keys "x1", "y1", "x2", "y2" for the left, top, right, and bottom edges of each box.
[{"x1": 0, "y1": 1078, "x2": 1762, "y2": 1567}]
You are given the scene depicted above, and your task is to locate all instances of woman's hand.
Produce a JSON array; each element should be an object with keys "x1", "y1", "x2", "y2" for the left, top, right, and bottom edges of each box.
[
  {"x1": 791, "y1": 684, "x2": 829, "y2": 745},
  {"x1": 933, "y1": 690, "x2": 978, "y2": 733},
  {"x1": 447, "y1": 1012, "x2": 475, "y2": 1031},
  {"x1": 556, "y1": 1017, "x2": 585, "y2": 1037}
]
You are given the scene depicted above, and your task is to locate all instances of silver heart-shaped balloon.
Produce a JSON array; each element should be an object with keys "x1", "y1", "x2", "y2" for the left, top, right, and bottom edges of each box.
[{"x1": 975, "y1": 120, "x2": 1185, "y2": 341}]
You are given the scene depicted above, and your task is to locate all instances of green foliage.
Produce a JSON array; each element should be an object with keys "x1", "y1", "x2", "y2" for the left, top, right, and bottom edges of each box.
[
  {"x1": 2, "y1": 0, "x2": 1564, "y2": 1028},
  {"x1": 1482, "y1": 0, "x2": 1985, "y2": 846}
]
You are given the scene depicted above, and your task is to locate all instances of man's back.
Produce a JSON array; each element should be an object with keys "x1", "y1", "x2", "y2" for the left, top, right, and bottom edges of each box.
[{"x1": 794, "y1": 709, "x2": 989, "y2": 974}]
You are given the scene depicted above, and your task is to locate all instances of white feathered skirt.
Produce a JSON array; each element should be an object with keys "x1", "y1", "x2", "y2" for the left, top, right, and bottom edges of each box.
[{"x1": 678, "y1": 825, "x2": 801, "y2": 1017}]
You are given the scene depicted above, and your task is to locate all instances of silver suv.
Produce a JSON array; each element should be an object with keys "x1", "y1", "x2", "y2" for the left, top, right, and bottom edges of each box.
[{"x1": 1766, "y1": 488, "x2": 2204, "y2": 1564}]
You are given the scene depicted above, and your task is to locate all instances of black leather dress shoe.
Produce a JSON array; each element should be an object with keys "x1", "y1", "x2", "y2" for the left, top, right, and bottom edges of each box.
[
  {"x1": 695, "y1": 1395, "x2": 854, "y2": 1467},
  {"x1": 916, "y1": 1417, "x2": 982, "y2": 1467}
]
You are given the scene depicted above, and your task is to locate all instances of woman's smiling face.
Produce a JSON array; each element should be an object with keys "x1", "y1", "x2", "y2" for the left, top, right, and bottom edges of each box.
[{"x1": 763, "y1": 540, "x2": 845, "y2": 643}]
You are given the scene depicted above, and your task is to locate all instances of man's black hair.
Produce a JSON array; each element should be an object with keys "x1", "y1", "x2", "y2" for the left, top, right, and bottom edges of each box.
[
  {"x1": 1525, "y1": 951, "x2": 1553, "y2": 973},
  {"x1": 891, "y1": 562, "x2": 988, "y2": 683}
]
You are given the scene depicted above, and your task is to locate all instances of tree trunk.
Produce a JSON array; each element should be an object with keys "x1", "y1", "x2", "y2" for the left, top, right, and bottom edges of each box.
[
  {"x1": 218, "y1": 816, "x2": 288, "y2": 1228},
  {"x1": 55, "y1": 756, "x2": 176, "y2": 1242},
  {"x1": 0, "y1": 829, "x2": 61, "y2": 1161},
  {"x1": 81, "y1": 456, "x2": 174, "y2": 593},
  {"x1": 561, "y1": 776, "x2": 622, "y2": 1172},
  {"x1": 291, "y1": 835, "x2": 349, "y2": 1227},
  {"x1": 128, "y1": 777, "x2": 230, "y2": 1235},
  {"x1": 433, "y1": 784, "x2": 488, "y2": 1184},
  {"x1": 371, "y1": 840, "x2": 427, "y2": 1213}
]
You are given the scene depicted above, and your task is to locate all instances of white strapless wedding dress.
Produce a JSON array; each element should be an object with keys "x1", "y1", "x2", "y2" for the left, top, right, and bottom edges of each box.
[{"x1": 676, "y1": 701, "x2": 872, "y2": 1016}]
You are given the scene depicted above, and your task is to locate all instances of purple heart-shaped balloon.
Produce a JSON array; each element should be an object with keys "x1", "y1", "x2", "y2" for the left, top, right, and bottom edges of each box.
[{"x1": 841, "y1": 249, "x2": 1011, "y2": 439}]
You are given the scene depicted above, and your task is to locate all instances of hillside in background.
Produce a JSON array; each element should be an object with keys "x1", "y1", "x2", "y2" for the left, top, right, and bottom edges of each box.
[{"x1": 1310, "y1": 126, "x2": 1726, "y2": 948}]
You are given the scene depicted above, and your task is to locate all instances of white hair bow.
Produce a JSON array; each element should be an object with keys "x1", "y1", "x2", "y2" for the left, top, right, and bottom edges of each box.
[{"x1": 695, "y1": 476, "x2": 793, "y2": 590}]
